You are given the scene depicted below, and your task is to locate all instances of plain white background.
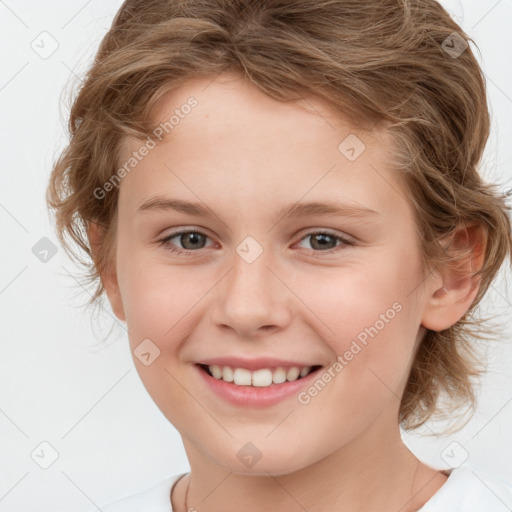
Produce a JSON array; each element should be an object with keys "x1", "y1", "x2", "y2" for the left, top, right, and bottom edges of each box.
[{"x1": 1, "y1": 1, "x2": 511, "y2": 510}]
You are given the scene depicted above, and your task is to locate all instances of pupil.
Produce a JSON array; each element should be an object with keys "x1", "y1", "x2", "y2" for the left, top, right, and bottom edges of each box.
[
  {"x1": 312, "y1": 234, "x2": 335, "y2": 250},
  {"x1": 182, "y1": 232, "x2": 204, "y2": 249}
]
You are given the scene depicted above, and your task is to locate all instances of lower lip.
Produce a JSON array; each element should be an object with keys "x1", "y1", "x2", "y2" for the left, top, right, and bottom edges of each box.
[{"x1": 195, "y1": 364, "x2": 323, "y2": 407}]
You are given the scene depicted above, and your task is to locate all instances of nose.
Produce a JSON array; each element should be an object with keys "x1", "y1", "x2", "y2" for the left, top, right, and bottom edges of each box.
[{"x1": 211, "y1": 247, "x2": 292, "y2": 339}]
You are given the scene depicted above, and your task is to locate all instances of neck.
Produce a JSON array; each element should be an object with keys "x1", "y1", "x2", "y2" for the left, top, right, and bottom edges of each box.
[{"x1": 174, "y1": 415, "x2": 446, "y2": 512}]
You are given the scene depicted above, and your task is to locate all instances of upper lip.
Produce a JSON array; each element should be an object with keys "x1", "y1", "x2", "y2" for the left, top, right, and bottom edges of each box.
[{"x1": 196, "y1": 357, "x2": 324, "y2": 371}]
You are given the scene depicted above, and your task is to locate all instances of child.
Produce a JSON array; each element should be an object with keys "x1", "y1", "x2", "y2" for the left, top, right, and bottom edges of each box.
[{"x1": 47, "y1": 0, "x2": 512, "y2": 510}]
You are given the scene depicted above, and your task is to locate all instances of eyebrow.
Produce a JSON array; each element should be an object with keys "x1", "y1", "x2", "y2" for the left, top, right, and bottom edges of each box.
[{"x1": 137, "y1": 196, "x2": 381, "y2": 221}]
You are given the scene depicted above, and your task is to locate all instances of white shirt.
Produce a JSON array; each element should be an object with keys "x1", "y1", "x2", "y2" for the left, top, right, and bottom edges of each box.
[{"x1": 93, "y1": 466, "x2": 512, "y2": 511}]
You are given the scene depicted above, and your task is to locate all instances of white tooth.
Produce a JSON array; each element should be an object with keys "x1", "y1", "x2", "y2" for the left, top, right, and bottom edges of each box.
[
  {"x1": 272, "y1": 367, "x2": 287, "y2": 384},
  {"x1": 252, "y1": 369, "x2": 273, "y2": 387},
  {"x1": 300, "y1": 366, "x2": 312, "y2": 377},
  {"x1": 286, "y1": 366, "x2": 300, "y2": 382},
  {"x1": 222, "y1": 365, "x2": 234, "y2": 382},
  {"x1": 233, "y1": 368, "x2": 252, "y2": 386},
  {"x1": 210, "y1": 365, "x2": 222, "y2": 379},
  {"x1": 212, "y1": 364, "x2": 313, "y2": 386}
]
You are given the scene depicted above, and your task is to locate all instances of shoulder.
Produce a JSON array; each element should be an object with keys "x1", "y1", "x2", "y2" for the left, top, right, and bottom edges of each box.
[
  {"x1": 420, "y1": 466, "x2": 512, "y2": 512},
  {"x1": 86, "y1": 473, "x2": 188, "y2": 512}
]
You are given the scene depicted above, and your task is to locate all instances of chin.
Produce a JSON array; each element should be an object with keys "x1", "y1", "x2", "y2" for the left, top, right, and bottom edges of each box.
[{"x1": 211, "y1": 444, "x2": 313, "y2": 477}]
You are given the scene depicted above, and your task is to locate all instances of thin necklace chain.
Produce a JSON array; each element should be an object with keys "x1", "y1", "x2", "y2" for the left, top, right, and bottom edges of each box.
[{"x1": 184, "y1": 476, "x2": 190, "y2": 512}]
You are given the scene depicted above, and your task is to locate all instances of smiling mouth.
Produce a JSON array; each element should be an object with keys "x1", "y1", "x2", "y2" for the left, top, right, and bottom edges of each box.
[{"x1": 198, "y1": 363, "x2": 323, "y2": 387}]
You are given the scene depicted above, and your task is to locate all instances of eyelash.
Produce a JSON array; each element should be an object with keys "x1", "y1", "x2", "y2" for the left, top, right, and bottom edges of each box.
[{"x1": 157, "y1": 229, "x2": 355, "y2": 256}]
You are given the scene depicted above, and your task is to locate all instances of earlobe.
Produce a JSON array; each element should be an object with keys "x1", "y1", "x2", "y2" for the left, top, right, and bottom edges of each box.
[
  {"x1": 87, "y1": 220, "x2": 126, "y2": 322},
  {"x1": 421, "y1": 225, "x2": 487, "y2": 332}
]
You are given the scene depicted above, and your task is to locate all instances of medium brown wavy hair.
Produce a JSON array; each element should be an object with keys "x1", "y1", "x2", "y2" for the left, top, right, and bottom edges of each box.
[{"x1": 47, "y1": 0, "x2": 512, "y2": 431}]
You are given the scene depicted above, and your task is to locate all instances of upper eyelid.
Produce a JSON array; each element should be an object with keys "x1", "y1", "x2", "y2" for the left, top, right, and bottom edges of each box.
[{"x1": 161, "y1": 227, "x2": 348, "y2": 239}]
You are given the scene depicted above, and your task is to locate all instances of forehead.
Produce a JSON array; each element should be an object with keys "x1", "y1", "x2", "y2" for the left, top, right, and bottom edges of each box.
[
  {"x1": 144, "y1": 72, "x2": 386, "y2": 148},
  {"x1": 117, "y1": 73, "x2": 405, "y2": 218}
]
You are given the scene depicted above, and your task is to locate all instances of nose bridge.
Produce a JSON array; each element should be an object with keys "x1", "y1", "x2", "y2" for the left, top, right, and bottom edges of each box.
[
  {"x1": 212, "y1": 238, "x2": 291, "y2": 335},
  {"x1": 228, "y1": 243, "x2": 278, "y2": 312}
]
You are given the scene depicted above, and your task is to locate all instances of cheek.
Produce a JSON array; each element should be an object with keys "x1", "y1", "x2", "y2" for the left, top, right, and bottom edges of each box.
[
  {"x1": 305, "y1": 253, "x2": 422, "y2": 392},
  {"x1": 115, "y1": 255, "x2": 207, "y2": 421},
  {"x1": 116, "y1": 251, "x2": 215, "y2": 349}
]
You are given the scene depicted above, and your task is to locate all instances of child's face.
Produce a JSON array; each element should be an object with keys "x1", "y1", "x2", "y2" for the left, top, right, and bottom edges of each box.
[{"x1": 107, "y1": 73, "x2": 437, "y2": 474}]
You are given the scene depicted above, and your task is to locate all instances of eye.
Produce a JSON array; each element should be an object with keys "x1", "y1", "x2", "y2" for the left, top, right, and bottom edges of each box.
[
  {"x1": 158, "y1": 229, "x2": 214, "y2": 255},
  {"x1": 158, "y1": 228, "x2": 355, "y2": 256},
  {"x1": 296, "y1": 230, "x2": 354, "y2": 254}
]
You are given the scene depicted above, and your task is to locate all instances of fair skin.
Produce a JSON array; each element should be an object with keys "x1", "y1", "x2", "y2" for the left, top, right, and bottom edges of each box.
[{"x1": 88, "y1": 72, "x2": 484, "y2": 512}]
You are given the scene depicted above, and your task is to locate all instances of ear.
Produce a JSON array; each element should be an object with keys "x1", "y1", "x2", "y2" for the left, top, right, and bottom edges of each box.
[
  {"x1": 87, "y1": 220, "x2": 126, "y2": 322},
  {"x1": 421, "y1": 224, "x2": 487, "y2": 332}
]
